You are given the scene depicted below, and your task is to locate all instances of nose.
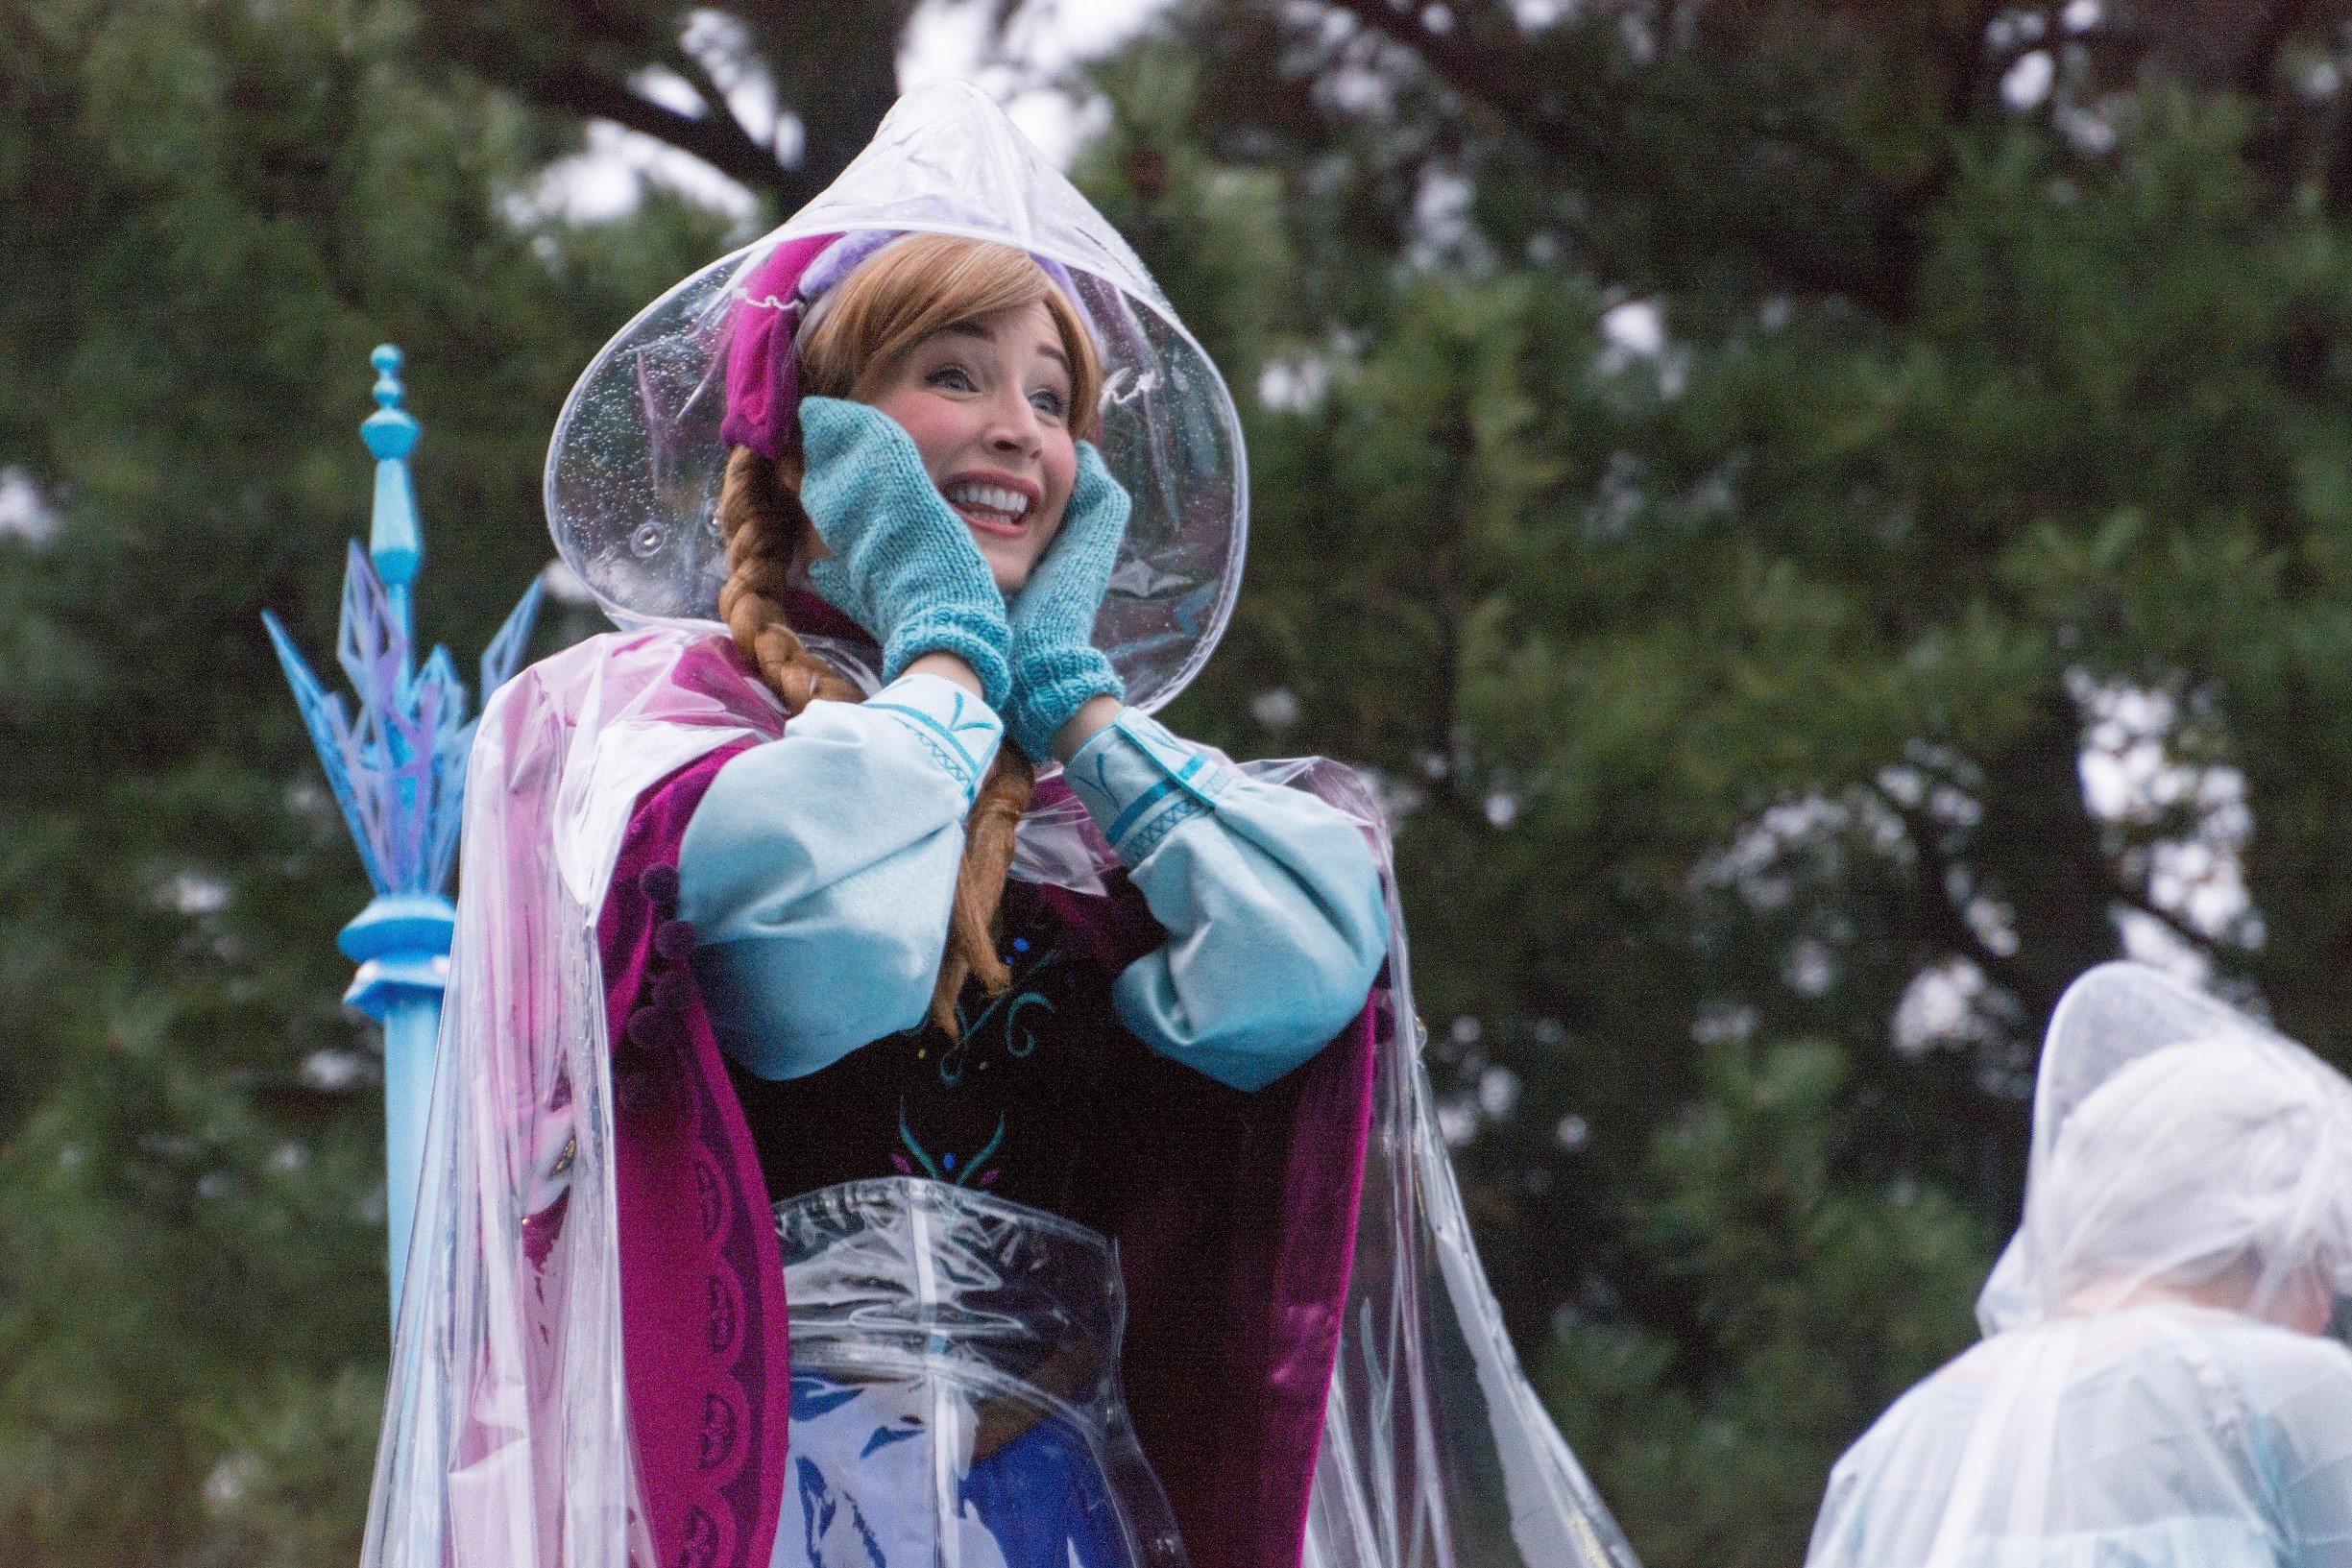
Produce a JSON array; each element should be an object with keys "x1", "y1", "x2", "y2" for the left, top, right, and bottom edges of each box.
[{"x1": 982, "y1": 386, "x2": 1044, "y2": 462}]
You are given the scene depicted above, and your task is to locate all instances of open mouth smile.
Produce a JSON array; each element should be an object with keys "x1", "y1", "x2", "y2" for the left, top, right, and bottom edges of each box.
[{"x1": 941, "y1": 478, "x2": 1036, "y2": 536}]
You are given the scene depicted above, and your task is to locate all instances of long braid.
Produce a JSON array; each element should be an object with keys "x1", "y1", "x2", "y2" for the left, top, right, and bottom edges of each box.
[
  {"x1": 715, "y1": 443, "x2": 1037, "y2": 1039},
  {"x1": 930, "y1": 744, "x2": 1035, "y2": 1032},
  {"x1": 715, "y1": 446, "x2": 861, "y2": 711}
]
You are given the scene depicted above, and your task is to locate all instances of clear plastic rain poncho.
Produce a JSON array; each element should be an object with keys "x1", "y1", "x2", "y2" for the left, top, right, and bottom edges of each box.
[
  {"x1": 777, "y1": 1177, "x2": 1190, "y2": 1567},
  {"x1": 1807, "y1": 962, "x2": 2352, "y2": 1568},
  {"x1": 360, "y1": 80, "x2": 1635, "y2": 1568}
]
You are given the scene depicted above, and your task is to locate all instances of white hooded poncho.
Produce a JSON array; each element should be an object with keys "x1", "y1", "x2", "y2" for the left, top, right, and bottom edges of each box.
[{"x1": 1807, "y1": 962, "x2": 2352, "y2": 1568}]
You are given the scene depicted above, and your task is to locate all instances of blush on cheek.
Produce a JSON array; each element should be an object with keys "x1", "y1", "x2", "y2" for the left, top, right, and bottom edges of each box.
[
  {"x1": 1041, "y1": 443, "x2": 1078, "y2": 514},
  {"x1": 869, "y1": 395, "x2": 966, "y2": 474}
]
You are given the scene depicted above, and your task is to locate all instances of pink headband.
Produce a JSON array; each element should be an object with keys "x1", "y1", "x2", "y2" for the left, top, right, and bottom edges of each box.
[
  {"x1": 717, "y1": 230, "x2": 1098, "y2": 462},
  {"x1": 717, "y1": 230, "x2": 847, "y2": 462}
]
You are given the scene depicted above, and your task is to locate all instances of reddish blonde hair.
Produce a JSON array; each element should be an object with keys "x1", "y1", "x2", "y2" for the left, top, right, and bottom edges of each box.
[
  {"x1": 714, "y1": 233, "x2": 1103, "y2": 1035},
  {"x1": 798, "y1": 233, "x2": 1102, "y2": 439}
]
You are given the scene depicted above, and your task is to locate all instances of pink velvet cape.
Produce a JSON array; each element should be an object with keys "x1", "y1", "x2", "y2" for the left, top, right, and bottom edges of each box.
[{"x1": 598, "y1": 651, "x2": 1378, "y2": 1568}]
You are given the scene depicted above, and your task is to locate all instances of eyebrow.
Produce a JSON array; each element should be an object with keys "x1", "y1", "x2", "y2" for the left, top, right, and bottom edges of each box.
[{"x1": 934, "y1": 322, "x2": 1070, "y2": 373}]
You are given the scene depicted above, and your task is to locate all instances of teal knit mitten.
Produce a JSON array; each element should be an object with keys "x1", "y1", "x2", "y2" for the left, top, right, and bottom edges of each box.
[
  {"x1": 797, "y1": 396, "x2": 1011, "y2": 710},
  {"x1": 1005, "y1": 440, "x2": 1128, "y2": 760}
]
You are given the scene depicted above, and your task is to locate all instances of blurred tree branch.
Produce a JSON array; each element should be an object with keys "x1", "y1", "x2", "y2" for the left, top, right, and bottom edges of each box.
[
  {"x1": 2238, "y1": 0, "x2": 2321, "y2": 97},
  {"x1": 1872, "y1": 784, "x2": 2047, "y2": 1019},
  {"x1": 412, "y1": 0, "x2": 913, "y2": 205},
  {"x1": 532, "y1": 60, "x2": 819, "y2": 202},
  {"x1": 1317, "y1": 0, "x2": 2018, "y2": 316}
]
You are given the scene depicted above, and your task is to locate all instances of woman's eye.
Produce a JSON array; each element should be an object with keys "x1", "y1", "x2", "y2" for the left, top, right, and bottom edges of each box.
[
  {"x1": 928, "y1": 366, "x2": 975, "y2": 392},
  {"x1": 1030, "y1": 389, "x2": 1066, "y2": 419}
]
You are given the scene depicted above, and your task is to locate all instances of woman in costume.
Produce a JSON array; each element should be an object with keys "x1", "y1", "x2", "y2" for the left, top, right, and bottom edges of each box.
[
  {"x1": 361, "y1": 82, "x2": 1636, "y2": 1568},
  {"x1": 1806, "y1": 961, "x2": 2352, "y2": 1568}
]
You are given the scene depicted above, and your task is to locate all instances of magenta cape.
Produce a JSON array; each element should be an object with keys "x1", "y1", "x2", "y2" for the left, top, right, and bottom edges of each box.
[{"x1": 599, "y1": 643, "x2": 1377, "y2": 1568}]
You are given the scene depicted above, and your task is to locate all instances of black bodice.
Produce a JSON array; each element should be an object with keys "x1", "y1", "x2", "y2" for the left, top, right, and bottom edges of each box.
[{"x1": 723, "y1": 879, "x2": 1159, "y2": 1228}]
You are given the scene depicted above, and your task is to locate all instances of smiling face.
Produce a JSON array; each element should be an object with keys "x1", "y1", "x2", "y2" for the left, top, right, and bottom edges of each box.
[{"x1": 860, "y1": 301, "x2": 1079, "y2": 596}]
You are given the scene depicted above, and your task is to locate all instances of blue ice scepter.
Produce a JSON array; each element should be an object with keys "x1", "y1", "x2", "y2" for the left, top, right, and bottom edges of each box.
[{"x1": 263, "y1": 345, "x2": 542, "y2": 1321}]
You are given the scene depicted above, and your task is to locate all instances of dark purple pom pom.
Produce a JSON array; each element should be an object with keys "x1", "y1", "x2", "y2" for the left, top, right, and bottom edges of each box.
[
  {"x1": 637, "y1": 863, "x2": 681, "y2": 909},
  {"x1": 626, "y1": 1007, "x2": 679, "y2": 1050},
  {"x1": 614, "y1": 1063, "x2": 663, "y2": 1116},
  {"x1": 652, "y1": 970, "x2": 695, "y2": 1013},
  {"x1": 653, "y1": 918, "x2": 697, "y2": 961}
]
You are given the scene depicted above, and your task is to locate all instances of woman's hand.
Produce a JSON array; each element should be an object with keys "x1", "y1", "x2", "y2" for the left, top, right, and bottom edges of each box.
[
  {"x1": 797, "y1": 396, "x2": 1011, "y2": 709},
  {"x1": 1005, "y1": 441, "x2": 1129, "y2": 760}
]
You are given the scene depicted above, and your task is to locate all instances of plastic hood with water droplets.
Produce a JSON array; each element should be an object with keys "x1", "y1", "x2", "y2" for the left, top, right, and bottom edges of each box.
[{"x1": 543, "y1": 79, "x2": 1246, "y2": 717}]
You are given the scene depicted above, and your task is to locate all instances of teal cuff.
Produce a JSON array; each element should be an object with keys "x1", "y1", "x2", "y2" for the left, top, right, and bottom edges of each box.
[
  {"x1": 881, "y1": 609, "x2": 1012, "y2": 713},
  {"x1": 805, "y1": 552, "x2": 1014, "y2": 713},
  {"x1": 1063, "y1": 708, "x2": 1236, "y2": 861},
  {"x1": 1006, "y1": 644, "x2": 1123, "y2": 761}
]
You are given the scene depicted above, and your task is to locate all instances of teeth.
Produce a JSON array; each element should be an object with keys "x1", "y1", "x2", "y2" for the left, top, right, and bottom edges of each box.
[{"x1": 944, "y1": 483, "x2": 1031, "y2": 519}]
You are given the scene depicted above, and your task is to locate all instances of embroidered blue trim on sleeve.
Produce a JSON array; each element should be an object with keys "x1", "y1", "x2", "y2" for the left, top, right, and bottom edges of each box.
[
  {"x1": 1110, "y1": 711, "x2": 1234, "y2": 807},
  {"x1": 1065, "y1": 708, "x2": 1234, "y2": 860},
  {"x1": 865, "y1": 676, "x2": 1003, "y2": 802}
]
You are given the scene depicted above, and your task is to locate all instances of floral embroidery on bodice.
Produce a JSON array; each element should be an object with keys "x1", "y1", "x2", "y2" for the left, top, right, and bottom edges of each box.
[{"x1": 721, "y1": 880, "x2": 1150, "y2": 1223}]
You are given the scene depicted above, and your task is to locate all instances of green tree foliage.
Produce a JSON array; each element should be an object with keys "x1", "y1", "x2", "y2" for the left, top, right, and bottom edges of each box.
[
  {"x1": 400, "y1": 0, "x2": 909, "y2": 204},
  {"x1": 0, "y1": 1, "x2": 766, "y2": 1558},
  {"x1": 1079, "y1": 1, "x2": 2352, "y2": 1556},
  {"x1": 10, "y1": 0, "x2": 2352, "y2": 1563},
  {"x1": 1540, "y1": 1040, "x2": 1985, "y2": 1568}
]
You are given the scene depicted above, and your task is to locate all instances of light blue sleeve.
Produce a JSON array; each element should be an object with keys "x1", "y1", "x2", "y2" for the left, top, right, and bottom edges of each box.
[
  {"x1": 676, "y1": 673, "x2": 1003, "y2": 1080},
  {"x1": 1062, "y1": 710, "x2": 1389, "y2": 1093},
  {"x1": 2238, "y1": 1332, "x2": 2352, "y2": 1567}
]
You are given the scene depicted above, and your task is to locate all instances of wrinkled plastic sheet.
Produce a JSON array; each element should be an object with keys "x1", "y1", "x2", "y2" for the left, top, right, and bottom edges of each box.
[
  {"x1": 778, "y1": 1177, "x2": 1184, "y2": 1567},
  {"x1": 1978, "y1": 962, "x2": 2352, "y2": 1336}
]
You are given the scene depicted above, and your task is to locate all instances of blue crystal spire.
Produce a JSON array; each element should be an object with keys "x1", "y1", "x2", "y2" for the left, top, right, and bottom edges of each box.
[{"x1": 263, "y1": 345, "x2": 543, "y2": 1321}]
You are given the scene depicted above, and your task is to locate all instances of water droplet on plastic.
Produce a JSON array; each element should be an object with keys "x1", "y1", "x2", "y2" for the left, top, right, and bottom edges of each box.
[{"x1": 630, "y1": 522, "x2": 666, "y2": 559}]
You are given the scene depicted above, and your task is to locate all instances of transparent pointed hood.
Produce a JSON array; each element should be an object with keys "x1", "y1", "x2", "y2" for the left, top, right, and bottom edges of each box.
[
  {"x1": 1977, "y1": 961, "x2": 2352, "y2": 1334},
  {"x1": 544, "y1": 80, "x2": 1248, "y2": 715}
]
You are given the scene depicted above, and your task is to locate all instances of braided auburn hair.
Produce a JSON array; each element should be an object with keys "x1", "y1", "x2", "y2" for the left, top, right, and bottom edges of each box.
[{"x1": 714, "y1": 233, "x2": 1105, "y2": 1036}]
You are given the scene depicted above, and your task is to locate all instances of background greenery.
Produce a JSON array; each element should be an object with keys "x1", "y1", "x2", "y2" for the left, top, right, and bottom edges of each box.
[{"x1": 6, "y1": 2, "x2": 2350, "y2": 1562}]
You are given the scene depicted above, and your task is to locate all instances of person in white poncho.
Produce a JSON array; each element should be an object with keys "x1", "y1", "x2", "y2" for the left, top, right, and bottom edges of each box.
[{"x1": 1806, "y1": 961, "x2": 2352, "y2": 1568}]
